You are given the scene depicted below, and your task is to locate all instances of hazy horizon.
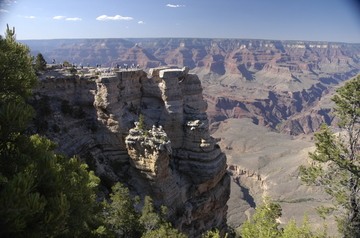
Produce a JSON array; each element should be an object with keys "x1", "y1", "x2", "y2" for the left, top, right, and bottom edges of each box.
[{"x1": 18, "y1": 37, "x2": 360, "y2": 45}]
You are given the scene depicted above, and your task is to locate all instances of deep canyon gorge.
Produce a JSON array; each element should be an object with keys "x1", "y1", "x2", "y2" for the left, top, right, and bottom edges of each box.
[{"x1": 24, "y1": 38, "x2": 360, "y2": 236}]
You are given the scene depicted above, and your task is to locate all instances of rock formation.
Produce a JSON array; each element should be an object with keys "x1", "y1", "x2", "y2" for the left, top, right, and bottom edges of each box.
[
  {"x1": 30, "y1": 66, "x2": 230, "y2": 237},
  {"x1": 24, "y1": 38, "x2": 360, "y2": 235},
  {"x1": 22, "y1": 38, "x2": 360, "y2": 137}
]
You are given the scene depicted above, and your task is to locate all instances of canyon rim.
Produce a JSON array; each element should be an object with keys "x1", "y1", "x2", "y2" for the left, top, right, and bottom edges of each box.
[{"x1": 25, "y1": 37, "x2": 360, "y2": 236}]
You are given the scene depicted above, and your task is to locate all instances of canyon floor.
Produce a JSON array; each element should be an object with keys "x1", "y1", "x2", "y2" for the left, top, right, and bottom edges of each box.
[
  {"x1": 212, "y1": 118, "x2": 337, "y2": 234},
  {"x1": 23, "y1": 37, "x2": 360, "y2": 236}
]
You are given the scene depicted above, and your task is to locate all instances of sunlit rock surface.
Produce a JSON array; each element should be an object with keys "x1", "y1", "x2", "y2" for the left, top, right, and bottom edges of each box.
[{"x1": 31, "y1": 67, "x2": 230, "y2": 237}]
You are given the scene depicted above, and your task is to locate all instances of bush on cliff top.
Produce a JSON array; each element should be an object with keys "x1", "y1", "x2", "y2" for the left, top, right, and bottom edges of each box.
[
  {"x1": 0, "y1": 25, "x2": 188, "y2": 238},
  {"x1": 0, "y1": 25, "x2": 104, "y2": 237}
]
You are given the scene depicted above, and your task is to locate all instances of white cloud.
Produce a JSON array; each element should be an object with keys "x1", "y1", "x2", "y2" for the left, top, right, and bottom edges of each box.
[
  {"x1": 66, "y1": 17, "x2": 82, "y2": 21},
  {"x1": 0, "y1": 9, "x2": 9, "y2": 12},
  {"x1": 53, "y1": 15, "x2": 66, "y2": 20},
  {"x1": 25, "y1": 16, "x2": 36, "y2": 19},
  {"x1": 138, "y1": 21, "x2": 145, "y2": 24},
  {"x1": 166, "y1": 4, "x2": 185, "y2": 8},
  {"x1": 96, "y1": 14, "x2": 133, "y2": 21}
]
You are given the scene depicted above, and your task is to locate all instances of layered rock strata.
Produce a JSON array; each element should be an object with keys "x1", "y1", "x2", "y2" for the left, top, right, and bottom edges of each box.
[
  {"x1": 31, "y1": 67, "x2": 230, "y2": 237},
  {"x1": 25, "y1": 38, "x2": 360, "y2": 137}
]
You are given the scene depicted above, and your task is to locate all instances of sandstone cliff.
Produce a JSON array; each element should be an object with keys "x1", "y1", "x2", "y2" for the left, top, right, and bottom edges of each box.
[
  {"x1": 23, "y1": 38, "x2": 360, "y2": 136},
  {"x1": 29, "y1": 67, "x2": 230, "y2": 237},
  {"x1": 24, "y1": 38, "x2": 360, "y2": 235}
]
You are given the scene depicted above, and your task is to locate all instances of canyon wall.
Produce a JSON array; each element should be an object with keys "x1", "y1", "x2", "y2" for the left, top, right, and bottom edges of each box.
[
  {"x1": 23, "y1": 38, "x2": 360, "y2": 137},
  {"x1": 24, "y1": 38, "x2": 360, "y2": 234},
  {"x1": 211, "y1": 118, "x2": 337, "y2": 233},
  {"x1": 30, "y1": 67, "x2": 230, "y2": 237}
]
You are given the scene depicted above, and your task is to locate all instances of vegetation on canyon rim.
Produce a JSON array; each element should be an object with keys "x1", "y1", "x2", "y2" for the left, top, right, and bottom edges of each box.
[
  {"x1": 240, "y1": 75, "x2": 360, "y2": 237},
  {"x1": 0, "y1": 26, "x2": 185, "y2": 238},
  {"x1": 1, "y1": 24, "x2": 360, "y2": 237},
  {"x1": 300, "y1": 74, "x2": 360, "y2": 237},
  {"x1": 239, "y1": 197, "x2": 327, "y2": 238},
  {"x1": 0, "y1": 25, "x2": 102, "y2": 237}
]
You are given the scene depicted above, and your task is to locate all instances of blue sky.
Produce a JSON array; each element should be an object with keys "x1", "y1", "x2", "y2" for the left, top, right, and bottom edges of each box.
[{"x1": 0, "y1": 0, "x2": 359, "y2": 43}]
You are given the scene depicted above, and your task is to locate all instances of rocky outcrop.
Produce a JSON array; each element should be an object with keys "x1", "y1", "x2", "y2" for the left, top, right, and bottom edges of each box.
[
  {"x1": 23, "y1": 38, "x2": 360, "y2": 135},
  {"x1": 23, "y1": 38, "x2": 360, "y2": 81},
  {"x1": 24, "y1": 38, "x2": 360, "y2": 137},
  {"x1": 30, "y1": 67, "x2": 230, "y2": 237}
]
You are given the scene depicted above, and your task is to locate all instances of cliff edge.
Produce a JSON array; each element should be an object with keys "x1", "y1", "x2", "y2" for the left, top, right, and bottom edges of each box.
[{"x1": 30, "y1": 66, "x2": 230, "y2": 237}]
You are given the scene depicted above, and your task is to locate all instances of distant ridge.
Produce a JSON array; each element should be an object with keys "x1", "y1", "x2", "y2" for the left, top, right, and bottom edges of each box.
[{"x1": 20, "y1": 38, "x2": 360, "y2": 68}]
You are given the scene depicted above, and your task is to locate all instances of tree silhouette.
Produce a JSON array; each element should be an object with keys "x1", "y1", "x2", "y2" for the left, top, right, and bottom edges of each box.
[{"x1": 300, "y1": 75, "x2": 360, "y2": 237}]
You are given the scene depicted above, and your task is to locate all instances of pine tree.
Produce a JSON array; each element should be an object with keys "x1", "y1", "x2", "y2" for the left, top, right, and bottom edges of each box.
[
  {"x1": 139, "y1": 196, "x2": 162, "y2": 232},
  {"x1": 300, "y1": 75, "x2": 360, "y2": 237},
  {"x1": 104, "y1": 182, "x2": 144, "y2": 238},
  {"x1": 139, "y1": 196, "x2": 187, "y2": 238},
  {"x1": 239, "y1": 198, "x2": 324, "y2": 238},
  {"x1": 0, "y1": 25, "x2": 37, "y2": 101},
  {"x1": 138, "y1": 114, "x2": 146, "y2": 131},
  {"x1": 34, "y1": 53, "x2": 47, "y2": 72},
  {"x1": 280, "y1": 213, "x2": 326, "y2": 238},
  {"x1": 239, "y1": 198, "x2": 282, "y2": 238},
  {"x1": 141, "y1": 222, "x2": 187, "y2": 238},
  {"x1": 0, "y1": 127, "x2": 105, "y2": 237},
  {"x1": 0, "y1": 26, "x2": 105, "y2": 237},
  {"x1": 104, "y1": 187, "x2": 186, "y2": 238},
  {"x1": 201, "y1": 228, "x2": 227, "y2": 238}
]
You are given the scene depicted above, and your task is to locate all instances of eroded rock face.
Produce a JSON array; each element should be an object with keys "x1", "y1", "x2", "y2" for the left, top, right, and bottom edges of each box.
[
  {"x1": 31, "y1": 67, "x2": 230, "y2": 237},
  {"x1": 24, "y1": 38, "x2": 360, "y2": 138},
  {"x1": 212, "y1": 118, "x2": 337, "y2": 234},
  {"x1": 125, "y1": 124, "x2": 172, "y2": 182}
]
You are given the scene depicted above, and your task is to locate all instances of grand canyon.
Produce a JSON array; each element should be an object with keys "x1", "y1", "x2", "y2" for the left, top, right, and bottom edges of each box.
[{"x1": 22, "y1": 38, "x2": 360, "y2": 235}]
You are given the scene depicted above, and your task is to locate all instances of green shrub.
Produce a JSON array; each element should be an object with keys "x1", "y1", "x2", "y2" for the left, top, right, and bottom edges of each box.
[
  {"x1": 34, "y1": 53, "x2": 47, "y2": 72},
  {"x1": 144, "y1": 130, "x2": 149, "y2": 137},
  {"x1": 96, "y1": 95, "x2": 103, "y2": 103},
  {"x1": 138, "y1": 114, "x2": 146, "y2": 131},
  {"x1": 63, "y1": 60, "x2": 70, "y2": 67}
]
